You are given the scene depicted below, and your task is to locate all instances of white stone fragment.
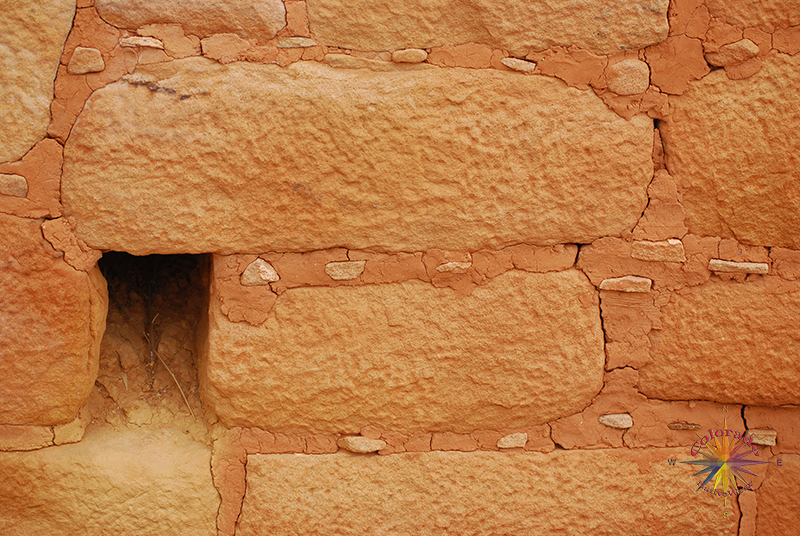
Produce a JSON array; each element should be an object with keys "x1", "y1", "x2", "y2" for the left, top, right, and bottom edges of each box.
[
  {"x1": 392, "y1": 48, "x2": 428, "y2": 63},
  {"x1": 501, "y1": 57, "x2": 537, "y2": 74},
  {"x1": 325, "y1": 260, "x2": 366, "y2": 280},
  {"x1": 120, "y1": 36, "x2": 164, "y2": 49},
  {"x1": 631, "y1": 239, "x2": 686, "y2": 262},
  {"x1": 0, "y1": 173, "x2": 28, "y2": 197},
  {"x1": 67, "y1": 46, "x2": 105, "y2": 75},
  {"x1": 599, "y1": 275, "x2": 652, "y2": 293},
  {"x1": 606, "y1": 59, "x2": 650, "y2": 95},
  {"x1": 745, "y1": 429, "x2": 777, "y2": 447},
  {"x1": 241, "y1": 258, "x2": 280, "y2": 286},
  {"x1": 436, "y1": 261, "x2": 472, "y2": 274},
  {"x1": 598, "y1": 413, "x2": 633, "y2": 429},
  {"x1": 277, "y1": 37, "x2": 316, "y2": 48},
  {"x1": 497, "y1": 432, "x2": 528, "y2": 449},
  {"x1": 708, "y1": 259, "x2": 769, "y2": 274},
  {"x1": 337, "y1": 436, "x2": 386, "y2": 453}
]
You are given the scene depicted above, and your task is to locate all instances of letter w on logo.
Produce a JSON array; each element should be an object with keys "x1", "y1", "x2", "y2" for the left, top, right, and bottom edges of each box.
[{"x1": 668, "y1": 459, "x2": 677, "y2": 466}]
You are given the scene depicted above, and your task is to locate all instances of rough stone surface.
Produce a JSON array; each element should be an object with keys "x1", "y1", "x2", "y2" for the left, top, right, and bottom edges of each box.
[
  {"x1": 599, "y1": 276, "x2": 653, "y2": 293},
  {"x1": 708, "y1": 259, "x2": 769, "y2": 274},
  {"x1": 704, "y1": 0, "x2": 800, "y2": 30},
  {"x1": 756, "y1": 454, "x2": 799, "y2": 535},
  {"x1": 325, "y1": 260, "x2": 366, "y2": 281},
  {"x1": 202, "y1": 270, "x2": 604, "y2": 434},
  {"x1": 497, "y1": 432, "x2": 527, "y2": 449},
  {"x1": 598, "y1": 413, "x2": 634, "y2": 429},
  {"x1": 67, "y1": 47, "x2": 106, "y2": 75},
  {"x1": 337, "y1": 436, "x2": 386, "y2": 453},
  {"x1": 0, "y1": 429, "x2": 219, "y2": 534},
  {"x1": 705, "y1": 38, "x2": 759, "y2": 66},
  {"x1": 662, "y1": 54, "x2": 800, "y2": 248},
  {"x1": 63, "y1": 58, "x2": 653, "y2": 255},
  {"x1": 639, "y1": 278, "x2": 800, "y2": 405},
  {"x1": 0, "y1": 425, "x2": 53, "y2": 452},
  {"x1": 306, "y1": 0, "x2": 669, "y2": 55},
  {"x1": 606, "y1": 59, "x2": 650, "y2": 95},
  {"x1": 392, "y1": 48, "x2": 427, "y2": 63},
  {"x1": 95, "y1": 0, "x2": 287, "y2": 39},
  {"x1": 746, "y1": 429, "x2": 777, "y2": 447},
  {"x1": 238, "y1": 450, "x2": 735, "y2": 534},
  {"x1": 241, "y1": 259, "x2": 279, "y2": 286},
  {"x1": 631, "y1": 239, "x2": 687, "y2": 262},
  {"x1": 0, "y1": 214, "x2": 107, "y2": 425},
  {"x1": 0, "y1": 174, "x2": 27, "y2": 198},
  {"x1": 0, "y1": 0, "x2": 76, "y2": 163}
]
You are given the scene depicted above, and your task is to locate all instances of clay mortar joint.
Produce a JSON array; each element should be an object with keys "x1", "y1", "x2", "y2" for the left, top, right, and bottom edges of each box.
[
  {"x1": 708, "y1": 259, "x2": 769, "y2": 274},
  {"x1": 500, "y1": 57, "x2": 537, "y2": 74},
  {"x1": 0, "y1": 173, "x2": 28, "y2": 198},
  {"x1": 120, "y1": 36, "x2": 164, "y2": 49},
  {"x1": 324, "y1": 260, "x2": 366, "y2": 281},
  {"x1": 241, "y1": 258, "x2": 280, "y2": 285},
  {"x1": 598, "y1": 413, "x2": 633, "y2": 429},
  {"x1": 599, "y1": 276, "x2": 652, "y2": 293},
  {"x1": 745, "y1": 429, "x2": 777, "y2": 447},
  {"x1": 631, "y1": 239, "x2": 686, "y2": 262},
  {"x1": 436, "y1": 261, "x2": 472, "y2": 274},
  {"x1": 337, "y1": 436, "x2": 386, "y2": 453},
  {"x1": 497, "y1": 432, "x2": 528, "y2": 449}
]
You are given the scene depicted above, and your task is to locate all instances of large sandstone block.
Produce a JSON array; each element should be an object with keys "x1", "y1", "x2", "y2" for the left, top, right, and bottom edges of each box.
[
  {"x1": 639, "y1": 278, "x2": 800, "y2": 405},
  {"x1": 95, "y1": 0, "x2": 286, "y2": 39},
  {"x1": 662, "y1": 53, "x2": 800, "y2": 248},
  {"x1": 756, "y1": 454, "x2": 799, "y2": 535},
  {"x1": 0, "y1": 429, "x2": 219, "y2": 535},
  {"x1": 63, "y1": 58, "x2": 653, "y2": 255},
  {"x1": 705, "y1": 0, "x2": 800, "y2": 29},
  {"x1": 201, "y1": 269, "x2": 604, "y2": 434},
  {"x1": 0, "y1": 0, "x2": 75, "y2": 163},
  {"x1": 307, "y1": 0, "x2": 669, "y2": 55},
  {"x1": 237, "y1": 450, "x2": 734, "y2": 534},
  {"x1": 0, "y1": 214, "x2": 107, "y2": 425}
]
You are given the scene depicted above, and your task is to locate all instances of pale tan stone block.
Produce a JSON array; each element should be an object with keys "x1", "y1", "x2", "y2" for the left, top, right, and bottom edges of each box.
[
  {"x1": 277, "y1": 37, "x2": 316, "y2": 48},
  {"x1": 0, "y1": 214, "x2": 107, "y2": 425},
  {"x1": 497, "y1": 432, "x2": 527, "y2": 449},
  {"x1": 324, "y1": 260, "x2": 366, "y2": 280},
  {"x1": 0, "y1": 0, "x2": 75, "y2": 162},
  {"x1": 0, "y1": 173, "x2": 27, "y2": 197},
  {"x1": 67, "y1": 47, "x2": 106, "y2": 75},
  {"x1": 202, "y1": 270, "x2": 604, "y2": 434},
  {"x1": 63, "y1": 58, "x2": 653, "y2": 255},
  {"x1": 745, "y1": 429, "x2": 777, "y2": 447},
  {"x1": 237, "y1": 450, "x2": 735, "y2": 534},
  {"x1": 631, "y1": 239, "x2": 686, "y2": 262},
  {"x1": 337, "y1": 436, "x2": 386, "y2": 453},
  {"x1": 599, "y1": 275, "x2": 653, "y2": 293},
  {"x1": 598, "y1": 413, "x2": 634, "y2": 429},
  {"x1": 606, "y1": 59, "x2": 650, "y2": 95},
  {"x1": 120, "y1": 36, "x2": 164, "y2": 49},
  {"x1": 708, "y1": 259, "x2": 769, "y2": 274},
  {"x1": 241, "y1": 258, "x2": 280, "y2": 285},
  {"x1": 307, "y1": 0, "x2": 668, "y2": 55},
  {"x1": 705, "y1": 38, "x2": 759, "y2": 67},
  {"x1": 500, "y1": 57, "x2": 537, "y2": 74},
  {"x1": 392, "y1": 48, "x2": 428, "y2": 63},
  {"x1": 0, "y1": 429, "x2": 219, "y2": 534},
  {"x1": 663, "y1": 54, "x2": 800, "y2": 248},
  {"x1": 639, "y1": 279, "x2": 800, "y2": 405},
  {"x1": 96, "y1": 0, "x2": 286, "y2": 39}
]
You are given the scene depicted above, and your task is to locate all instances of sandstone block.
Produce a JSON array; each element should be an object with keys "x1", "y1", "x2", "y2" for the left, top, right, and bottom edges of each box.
[
  {"x1": 705, "y1": 38, "x2": 759, "y2": 66},
  {"x1": 238, "y1": 449, "x2": 734, "y2": 534},
  {"x1": 95, "y1": 0, "x2": 286, "y2": 39},
  {"x1": 202, "y1": 270, "x2": 604, "y2": 434},
  {"x1": 704, "y1": 0, "x2": 800, "y2": 30},
  {"x1": 0, "y1": 0, "x2": 75, "y2": 163},
  {"x1": 0, "y1": 174, "x2": 27, "y2": 198},
  {"x1": 746, "y1": 429, "x2": 777, "y2": 447},
  {"x1": 631, "y1": 239, "x2": 687, "y2": 262},
  {"x1": 67, "y1": 47, "x2": 106, "y2": 75},
  {"x1": 240, "y1": 258, "x2": 279, "y2": 285},
  {"x1": 0, "y1": 429, "x2": 219, "y2": 534},
  {"x1": 277, "y1": 37, "x2": 316, "y2": 48},
  {"x1": 306, "y1": 0, "x2": 668, "y2": 55},
  {"x1": 756, "y1": 454, "x2": 799, "y2": 535},
  {"x1": 500, "y1": 57, "x2": 537, "y2": 74},
  {"x1": 598, "y1": 413, "x2": 634, "y2": 429},
  {"x1": 708, "y1": 259, "x2": 769, "y2": 274},
  {"x1": 63, "y1": 58, "x2": 653, "y2": 255},
  {"x1": 0, "y1": 214, "x2": 107, "y2": 425},
  {"x1": 324, "y1": 260, "x2": 366, "y2": 280},
  {"x1": 337, "y1": 436, "x2": 386, "y2": 453},
  {"x1": 662, "y1": 54, "x2": 800, "y2": 248},
  {"x1": 497, "y1": 432, "x2": 527, "y2": 449},
  {"x1": 599, "y1": 275, "x2": 653, "y2": 293},
  {"x1": 639, "y1": 278, "x2": 800, "y2": 405},
  {"x1": 606, "y1": 59, "x2": 650, "y2": 95},
  {"x1": 392, "y1": 48, "x2": 427, "y2": 63}
]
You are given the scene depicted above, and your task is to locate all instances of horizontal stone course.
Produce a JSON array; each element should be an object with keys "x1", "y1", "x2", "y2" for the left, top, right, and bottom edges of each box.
[
  {"x1": 237, "y1": 449, "x2": 733, "y2": 534},
  {"x1": 63, "y1": 58, "x2": 653, "y2": 255},
  {"x1": 202, "y1": 269, "x2": 604, "y2": 434}
]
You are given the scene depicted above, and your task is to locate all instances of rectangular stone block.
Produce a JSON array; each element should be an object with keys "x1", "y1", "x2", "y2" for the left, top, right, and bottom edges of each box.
[
  {"x1": 307, "y1": 0, "x2": 668, "y2": 55},
  {"x1": 639, "y1": 278, "x2": 800, "y2": 405},
  {"x1": 237, "y1": 450, "x2": 734, "y2": 534},
  {"x1": 704, "y1": 0, "x2": 800, "y2": 29},
  {"x1": 0, "y1": 214, "x2": 107, "y2": 425},
  {"x1": 0, "y1": 429, "x2": 219, "y2": 535},
  {"x1": 201, "y1": 268, "x2": 604, "y2": 434},
  {"x1": 63, "y1": 58, "x2": 653, "y2": 255},
  {"x1": 662, "y1": 54, "x2": 800, "y2": 248}
]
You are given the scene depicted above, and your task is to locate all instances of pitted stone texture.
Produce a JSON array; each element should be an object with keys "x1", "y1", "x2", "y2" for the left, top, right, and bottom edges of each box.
[
  {"x1": 202, "y1": 270, "x2": 604, "y2": 434},
  {"x1": 704, "y1": 0, "x2": 800, "y2": 30},
  {"x1": 640, "y1": 278, "x2": 800, "y2": 405},
  {"x1": 238, "y1": 450, "x2": 734, "y2": 534},
  {"x1": 67, "y1": 47, "x2": 106, "y2": 75},
  {"x1": 606, "y1": 59, "x2": 650, "y2": 95},
  {"x1": 0, "y1": 214, "x2": 107, "y2": 425},
  {"x1": 0, "y1": 429, "x2": 219, "y2": 535},
  {"x1": 0, "y1": 0, "x2": 75, "y2": 163},
  {"x1": 307, "y1": 0, "x2": 668, "y2": 55},
  {"x1": 662, "y1": 54, "x2": 800, "y2": 248},
  {"x1": 337, "y1": 436, "x2": 386, "y2": 453},
  {"x1": 63, "y1": 58, "x2": 653, "y2": 255},
  {"x1": 96, "y1": 0, "x2": 286, "y2": 39}
]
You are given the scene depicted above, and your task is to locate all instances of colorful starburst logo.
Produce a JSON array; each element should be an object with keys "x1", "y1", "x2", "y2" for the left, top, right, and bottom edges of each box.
[{"x1": 682, "y1": 417, "x2": 769, "y2": 507}]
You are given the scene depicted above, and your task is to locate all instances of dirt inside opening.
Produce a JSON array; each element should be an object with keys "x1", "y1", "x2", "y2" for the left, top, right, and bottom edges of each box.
[{"x1": 85, "y1": 252, "x2": 210, "y2": 444}]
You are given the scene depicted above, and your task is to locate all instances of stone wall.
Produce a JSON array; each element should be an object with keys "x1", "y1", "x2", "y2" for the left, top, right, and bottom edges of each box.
[{"x1": 1, "y1": 0, "x2": 799, "y2": 534}]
